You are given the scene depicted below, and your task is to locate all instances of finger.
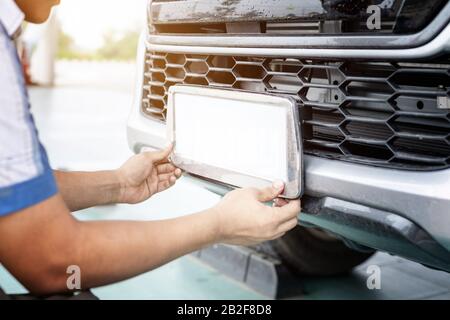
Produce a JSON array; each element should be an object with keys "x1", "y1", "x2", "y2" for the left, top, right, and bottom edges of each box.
[
  {"x1": 277, "y1": 218, "x2": 298, "y2": 234},
  {"x1": 173, "y1": 168, "x2": 182, "y2": 178},
  {"x1": 158, "y1": 173, "x2": 173, "y2": 181},
  {"x1": 157, "y1": 179, "x2": 172, "y2": 193},
  {"x1": 156, "y1": 163, "x2": 177, "y2": 174},
  {"x1": 158, "y1": 172, "x2": 180, "y2": 182},
  {"x1": 151, "y1": 143, "x2": 174, "y2": 163},
  {"x1": 273, "y1": 198, "x2": 289, "y2": 207},
  {"x1": 274, "y1": 199, "x2": 301, "y2": 222},
  {"x1": 257, "y1": 181, "x2": 285, "y2": 202}
]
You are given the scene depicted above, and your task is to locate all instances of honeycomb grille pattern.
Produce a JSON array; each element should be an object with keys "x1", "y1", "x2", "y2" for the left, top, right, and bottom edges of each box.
[{"x1": 142, "y1": 52, "x2": 450, "y2": 170}]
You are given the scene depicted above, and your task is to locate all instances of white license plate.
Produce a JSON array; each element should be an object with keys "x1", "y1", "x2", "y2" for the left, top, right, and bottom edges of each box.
[{"x1": 166, "y1": 85, "x2": 303, "y2": 199}]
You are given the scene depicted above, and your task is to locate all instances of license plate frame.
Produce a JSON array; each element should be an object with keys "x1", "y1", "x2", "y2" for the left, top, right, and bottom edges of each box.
[{"x1": 166, "y1": 85, "x2": 303, "y2": 199}]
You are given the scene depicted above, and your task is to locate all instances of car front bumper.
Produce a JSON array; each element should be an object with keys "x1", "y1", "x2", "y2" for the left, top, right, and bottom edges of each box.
[
  {"x1": 128, "y1": 25, "x2": 450, "y2": 270},
  {"x1": 128, "y1": 98, "x2": 450, "y2": 246}
]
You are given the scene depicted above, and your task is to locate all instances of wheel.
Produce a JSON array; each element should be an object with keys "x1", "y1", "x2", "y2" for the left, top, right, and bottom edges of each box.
[{"x1": 258, "y1": 226, "x2": 375, "y2": 276}]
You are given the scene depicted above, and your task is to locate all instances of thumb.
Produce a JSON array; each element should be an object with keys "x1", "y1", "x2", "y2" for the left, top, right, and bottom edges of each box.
[
  {"x1": 151, "y1": 143, "x2": 173, "y2": 163},
  {"x1": 257, "y1": 181, "x2": 285, "y2": 202}
]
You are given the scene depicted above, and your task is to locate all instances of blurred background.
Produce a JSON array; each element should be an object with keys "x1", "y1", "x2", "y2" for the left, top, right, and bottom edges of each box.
[
  {"x1": 16, "y1": 0, "x2": 149, "y2": 170},
  {"x1": 23, "y1": 0, "x2": 147, "y2": 89}
]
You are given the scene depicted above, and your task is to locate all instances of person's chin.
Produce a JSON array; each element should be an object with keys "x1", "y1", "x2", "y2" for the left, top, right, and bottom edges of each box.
[{"x1": 26, "y1": 12, "x2": 51, "y2": 24}]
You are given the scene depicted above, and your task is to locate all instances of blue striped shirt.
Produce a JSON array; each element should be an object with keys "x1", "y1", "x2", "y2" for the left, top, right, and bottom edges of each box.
[{"x1": 0, "y1": 0, "x2": 57, "y2": 216}]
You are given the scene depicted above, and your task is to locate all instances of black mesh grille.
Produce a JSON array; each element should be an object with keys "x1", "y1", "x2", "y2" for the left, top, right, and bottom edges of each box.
[{"x1": 142, "y1": 52, "x2": 450, "y2": 170}]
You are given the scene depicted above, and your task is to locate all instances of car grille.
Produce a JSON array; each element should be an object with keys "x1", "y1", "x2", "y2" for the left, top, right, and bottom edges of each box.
[{"x1": 142, "y1": 52, "x2": 450, "y2": 170}]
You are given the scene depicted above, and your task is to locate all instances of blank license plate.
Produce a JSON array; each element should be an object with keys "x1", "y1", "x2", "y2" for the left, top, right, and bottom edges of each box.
[{"x1": 166, "y1": 85, "x2": 303, "y2": 199}]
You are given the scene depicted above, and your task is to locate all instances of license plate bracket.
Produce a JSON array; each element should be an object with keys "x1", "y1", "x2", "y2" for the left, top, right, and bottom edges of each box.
[{"x1": 167, "y1": 85, "x2": 303, "y2": 199}]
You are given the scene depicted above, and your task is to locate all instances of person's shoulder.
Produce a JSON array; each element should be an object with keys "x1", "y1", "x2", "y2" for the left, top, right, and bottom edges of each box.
[
  {"x1": 0, "y1": 19, "x2": 58, "y2": 217},
  {"x1": 0, "y1": 28, "x2": 23, "y2": 111},
  {"x1": 0, "y1": 25, "x2": 10, "y2": 56},
  {"x1": 0, "y1": 24, "x2": 20, "y2": 85},
  {"x1": 0, "y1": 22, "x2": 13, "y2": 53}
]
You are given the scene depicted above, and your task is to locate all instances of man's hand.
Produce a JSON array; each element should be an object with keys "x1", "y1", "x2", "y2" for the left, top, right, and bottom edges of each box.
[
  {"x1": 212, "y1": 182, "x2": 301, "y2": 246},
  {"x1": 54, "y1": 145, "x2": 182, "y2": 211},
  {"x1": 116, "y1": 144, "x2": 182, "y2": 204}
]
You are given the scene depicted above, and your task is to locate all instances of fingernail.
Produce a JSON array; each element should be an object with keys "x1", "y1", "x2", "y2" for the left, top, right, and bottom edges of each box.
[{"x1": 273, "y1": 180, "x2": 284, "y2": 190}]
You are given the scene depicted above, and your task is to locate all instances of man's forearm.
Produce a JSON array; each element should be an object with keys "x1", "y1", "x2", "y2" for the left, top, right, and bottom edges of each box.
[
  {"x1": 73, "y1": 209, "x2": 219, "y2": 289},
  {"x1": 54, "y1": 170, "x2": 121, "y2": 211},
  {"x1": 0, "y1": 194, "x2": 220, "y2": 295}
]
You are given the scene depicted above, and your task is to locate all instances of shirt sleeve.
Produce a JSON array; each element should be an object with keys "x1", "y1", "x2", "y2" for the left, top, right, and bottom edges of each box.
[{"x1": 0, "y1": 24, "x2": 58, "y2": 216}]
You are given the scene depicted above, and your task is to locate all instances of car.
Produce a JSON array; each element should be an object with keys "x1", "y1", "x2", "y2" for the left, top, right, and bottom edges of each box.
[{"x1": 127, "y1": 0, "x2": 450, "y2": 275}]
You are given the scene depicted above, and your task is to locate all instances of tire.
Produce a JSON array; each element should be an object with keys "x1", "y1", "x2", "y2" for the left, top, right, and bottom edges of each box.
[{"x1": 262, "y1": 226, "x2": 375, "y2": 276}]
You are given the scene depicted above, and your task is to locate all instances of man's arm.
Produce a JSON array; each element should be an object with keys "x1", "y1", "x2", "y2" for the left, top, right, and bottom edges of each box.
[
  {"x1": 0, "y1": 186, "x2": 300, "y2": 296},
  {"x1": 54, "y1": 146, "x2": 182, "y2": 212},
  {"x1": 54, "y1": 170, "x2": 121, "y2": 211}
]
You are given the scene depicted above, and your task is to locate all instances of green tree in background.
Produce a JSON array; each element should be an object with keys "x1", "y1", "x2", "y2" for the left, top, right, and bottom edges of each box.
[
  {"x1": 97, "y1": 31, "x2": 139, "y2": 60},
  {"x1": 57, "y1": 29, "x2": 139, "y2": 61},
  {"x1": 57, "y1": 30, "x2": 77, "y2": 59}
]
